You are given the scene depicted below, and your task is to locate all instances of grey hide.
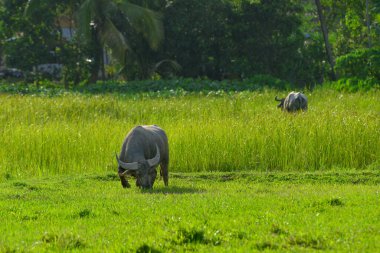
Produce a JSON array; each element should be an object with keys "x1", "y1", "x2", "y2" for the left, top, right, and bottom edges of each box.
[
  {"x1": 275, "y1": 92, "x2": 308, "y2": 112},
  {"x1": 116, "y1": 125, "x2": 169, "y2": 189}
]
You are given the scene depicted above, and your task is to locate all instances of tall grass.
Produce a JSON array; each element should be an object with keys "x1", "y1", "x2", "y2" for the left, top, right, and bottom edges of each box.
[{"x1": 0, "y1": 88, "x2": 379, "y2": 178}]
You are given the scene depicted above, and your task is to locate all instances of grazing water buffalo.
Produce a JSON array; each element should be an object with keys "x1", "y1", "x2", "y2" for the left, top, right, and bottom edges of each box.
[
  {"x1": 116, "y1": 125, "x2": 169, "y2": 189},
  {"x1": 275, "y1": 92, "x2": 308, "y2": 112}
]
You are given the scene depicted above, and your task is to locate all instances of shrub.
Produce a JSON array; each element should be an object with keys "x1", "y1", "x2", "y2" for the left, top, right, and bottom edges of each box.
[
  {"x1": 244, "y1": 75, "x2": 292, "y2": 90},
  {"x1": 0, "y1": 75, "x2": 293, "y2": 95},
  {"x1": 335, "y1": 48, "x2": 380, "y2": 81},
  {"x1": 328, "y1": 78, "x2": 379, "y2": 92}
]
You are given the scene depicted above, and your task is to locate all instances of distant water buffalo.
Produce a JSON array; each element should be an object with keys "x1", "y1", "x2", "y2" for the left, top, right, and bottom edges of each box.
[
  {"x1": 116, "y1": 125, "x2": 169, "y2": 189},
  {"x1": 275, "y1": 92, "x2": 308, "y2": 112}
]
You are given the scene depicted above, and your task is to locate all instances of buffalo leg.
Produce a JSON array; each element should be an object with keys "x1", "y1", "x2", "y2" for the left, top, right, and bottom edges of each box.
[{"x1": 160, "y1": 161, "x2": 169, "y2": 186}]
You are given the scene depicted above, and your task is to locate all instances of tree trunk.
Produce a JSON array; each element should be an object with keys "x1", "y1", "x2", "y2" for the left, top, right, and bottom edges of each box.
[
  {"x1": 100, "y1": 47, "x2": 106, "y2": 81},
  {"x1": 315, "y1": 0, "x2": 336, "y2": 81},
  {"x1": 90, "y1": 30, "x2": 103, "y2": 83},
  {"x1": 89, "y1": 54, "x2": 100, "y2": 83},
  {"x1": 366, "y1": 0, "x2": 372, "y2": 48},
  {"x1": 0, "y1": 46, "x2": 3, "y2": 67}
]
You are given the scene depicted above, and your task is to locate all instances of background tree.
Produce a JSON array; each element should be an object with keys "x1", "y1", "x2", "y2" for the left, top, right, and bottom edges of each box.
[
  {"x1": 0, "y1": 1, "x2": 5, "y2": 67},
  {"x1": 1, "y1": 0, "x2": 61, "y2": 73},
  {"x1": 114, "y1": 0, "x2": 170, "y2": 79},
  {"x1": 312, "y1": 0, "x2": 380, "y2": 87},
  {"x1": 25, "y1": 0, "x2": 164, "y2": 83},
  {"x1": 315, "y1": 0, "x2": 336, "y2": 80},
  {"x1": 162, "y1": 0, "x2": 324, "y2": 86},
  {"x1": 1, "y1": 0, "x2": 377, "y2": 87},
  {"x1": 230, "y1": 0, "x2": 308, "y2": 83},
  {"x1": 75, "y1": 0, "x2": 163, "y2": 82},
  {"x1": 163, "y1": 0, "x2": 233, "y2": 80},
  {"x1": 321, "y1": 0, "x2": 380, "y2": 55}
]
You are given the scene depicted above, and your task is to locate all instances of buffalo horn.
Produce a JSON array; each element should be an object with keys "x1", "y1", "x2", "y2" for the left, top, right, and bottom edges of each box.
[
  {"x1": 147, "y1": 145, "x2": 160, "y2": 167},
  {"x1": 115, "y1": 153, "x2": 139, "y2": 171},
  {"x1": 275, "y1": 96, "x2": 282, "y2": 101}
]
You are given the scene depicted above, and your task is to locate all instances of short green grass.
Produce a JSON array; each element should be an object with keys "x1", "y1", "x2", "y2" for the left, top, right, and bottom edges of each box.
[{"x1": 0, "y1": 171, "x2": 379, "y2": 252}]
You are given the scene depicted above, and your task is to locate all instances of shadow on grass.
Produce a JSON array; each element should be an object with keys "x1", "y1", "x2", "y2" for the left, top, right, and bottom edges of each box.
[
  {"x1": 141, "y1": 186, "x2": 205, "y2": 195},
  {"x1": 12, "y1": 181, "x2": 40, "y2": 191},
  {"x1": 91, "y1": 173, "x2": 119, "y2": 181},
  {"x1": 171, "y1": 171, "x2": 380, "y2": 185},
  {"x1": 136, "y1": 244, "x2": 162, "y2": 253}
]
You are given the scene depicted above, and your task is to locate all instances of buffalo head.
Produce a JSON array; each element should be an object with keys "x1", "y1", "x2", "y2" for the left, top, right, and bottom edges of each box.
[{"x1": 116, "y1": 145, "x2": 160, "y2": 189}]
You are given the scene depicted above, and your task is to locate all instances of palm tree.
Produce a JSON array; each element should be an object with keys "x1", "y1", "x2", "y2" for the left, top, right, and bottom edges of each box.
[{"x1": 26, "y1": 0, "x2": 163, "y2": 82}]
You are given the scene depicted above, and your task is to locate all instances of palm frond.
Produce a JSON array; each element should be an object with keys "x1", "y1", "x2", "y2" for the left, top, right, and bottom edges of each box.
[
  {"x1": 77, "y1": 0, "x2": 94, "y2": 40},
  {"x1": 154, "y1": 59, "x2": 182, "y2": 73},
  {"x1": 117, "y1": 1, "x2": 164, "y2": 50},
  {"x1": 24, "y1": 0, "x2": 44, "y2": 16},
  {"x1": 98, "y1": 17, "x2": 129, "y2": 64}
]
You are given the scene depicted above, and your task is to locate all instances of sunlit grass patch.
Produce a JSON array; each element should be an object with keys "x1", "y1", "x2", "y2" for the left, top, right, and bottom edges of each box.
[{"x1": 0, "y1": 171, "x2": 378, "y2": 252}]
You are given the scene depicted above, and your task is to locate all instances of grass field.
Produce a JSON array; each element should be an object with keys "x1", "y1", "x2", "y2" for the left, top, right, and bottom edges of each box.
[
  {"x1": 0, "y1": 171, "x2": 379, "y2": 252},
  {"x1": 0, "y1": 87, "x2": 379, "y2": 252}
]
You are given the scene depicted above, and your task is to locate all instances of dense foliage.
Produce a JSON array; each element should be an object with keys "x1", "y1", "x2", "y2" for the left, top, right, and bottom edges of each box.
[
  {"x1": 335, "y1": 47, "x2": 380, "y2": 81},
  {"x1": 0, "y1": 0, "x2": 61, "y2": 70},
  {"x1": 0, "y1": 76, "x2": 294, "y2": 95},
  {"x1": 326, "y1": 47, "x2": 380, "y2": 92},
  {"x1": 0, "y1": 0, "x2": 379, "y2": 88}
]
